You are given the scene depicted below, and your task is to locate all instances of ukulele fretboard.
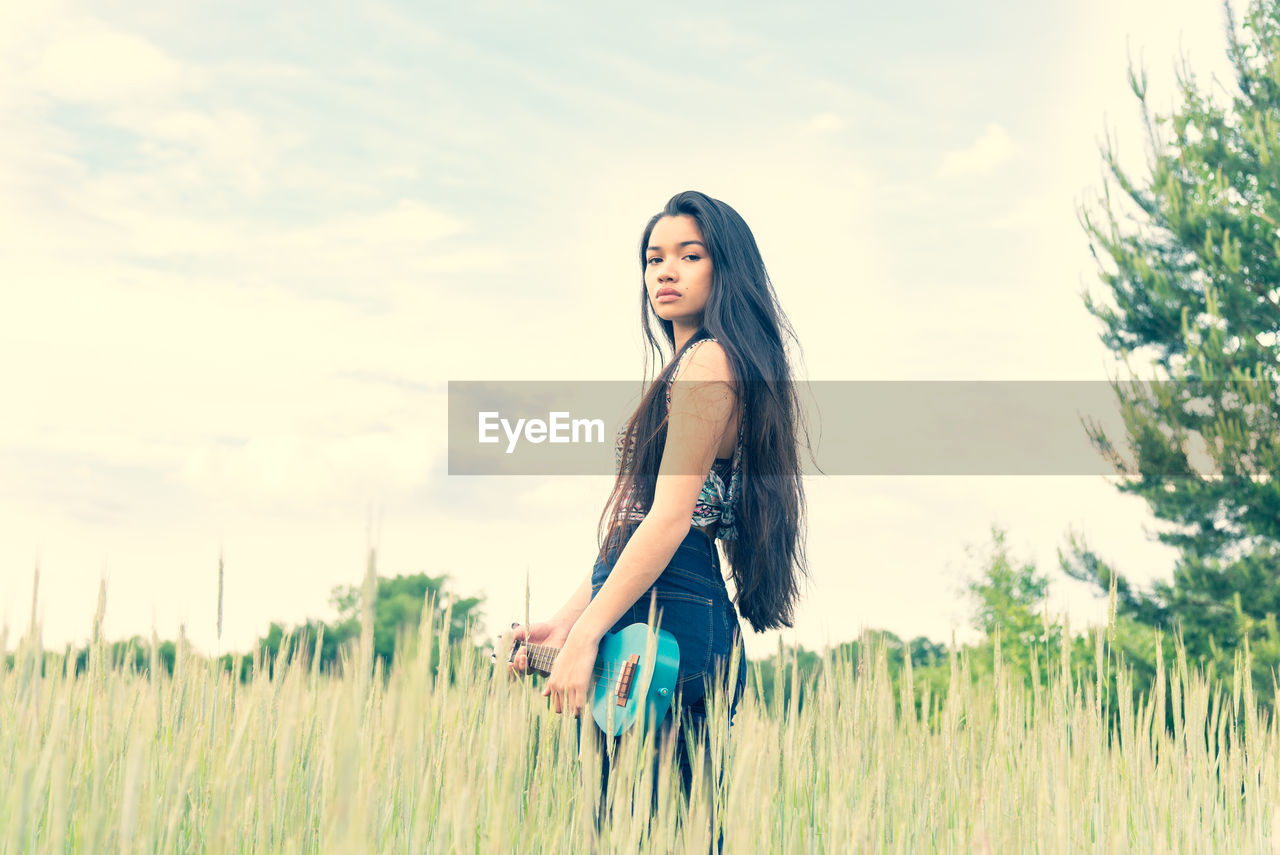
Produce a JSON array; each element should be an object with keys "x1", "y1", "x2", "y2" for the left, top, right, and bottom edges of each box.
[{"x1": 521, "y1": 642, "x2": 558, "y2": 675}]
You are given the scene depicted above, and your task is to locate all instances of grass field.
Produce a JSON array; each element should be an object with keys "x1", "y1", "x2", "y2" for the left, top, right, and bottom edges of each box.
[{"x1": 4, "y1": 587, "x2": 1279, "y2": 854}]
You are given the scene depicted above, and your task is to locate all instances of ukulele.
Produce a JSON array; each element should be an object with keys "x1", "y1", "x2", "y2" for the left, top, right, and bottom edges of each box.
[{"x1": 497, "y1": 623, "x2": 680, "y2": 735}]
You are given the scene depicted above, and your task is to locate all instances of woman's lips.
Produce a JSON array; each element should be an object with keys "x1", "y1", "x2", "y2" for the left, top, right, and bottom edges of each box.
[{"x1": 656, "y1": 293, "x2": 680, "y2": 302}]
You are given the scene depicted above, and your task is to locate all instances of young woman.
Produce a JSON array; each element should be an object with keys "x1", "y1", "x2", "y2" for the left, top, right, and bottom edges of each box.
[{"x1": 510, "y1": 190, "x2": 809, "y2": 851}]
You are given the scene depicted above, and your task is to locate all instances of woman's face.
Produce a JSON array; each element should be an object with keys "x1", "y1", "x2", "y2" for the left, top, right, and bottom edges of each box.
[{"x1": 644, "y1": 214, "x2": 713, "y2": 326}]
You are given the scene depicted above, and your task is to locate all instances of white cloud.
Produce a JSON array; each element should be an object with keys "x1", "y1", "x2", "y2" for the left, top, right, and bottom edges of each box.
[
  {"x1": 178, "y1": 428, "x2": 439, "y2": 508},
  {"x1": 125, "y1": 108, "x2": 285, "y2": 194},
  {"x1": 938, "y1": 122, "x2": 1015, "y2": 178},
  {"x1": 805, "y1": 112, "x2": 845, "y2": 133},
  {"x1": 0, "y1": 181, "x2": 470, "y2": 282},
  {"x1": 331, "y1": 198, "x2": 464, "y2": 245},
  {"x1": 32, "y1": 20, "x2": 189, "y2": 104}
]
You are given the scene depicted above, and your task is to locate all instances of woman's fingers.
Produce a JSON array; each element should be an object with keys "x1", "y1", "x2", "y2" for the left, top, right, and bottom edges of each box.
[
  {"x1": 545, "y1": 687, "x2": 582, "y2": 716},
  {"x1": 545, "y1": 684, "x2": 565, "y2": 715},
  {"x1": 507, "y1": 623, "x2": 529, "y2": 676}
]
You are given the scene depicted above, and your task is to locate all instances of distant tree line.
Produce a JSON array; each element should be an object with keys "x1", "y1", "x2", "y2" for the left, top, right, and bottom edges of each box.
[{"x1": 5, "y1": 572, "x2": 485, "y2": 683}]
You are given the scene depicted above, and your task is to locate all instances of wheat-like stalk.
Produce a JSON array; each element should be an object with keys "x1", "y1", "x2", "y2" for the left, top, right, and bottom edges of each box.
[{"x1": 2, "y1": 567, "x2": 1276, "y2": 853}]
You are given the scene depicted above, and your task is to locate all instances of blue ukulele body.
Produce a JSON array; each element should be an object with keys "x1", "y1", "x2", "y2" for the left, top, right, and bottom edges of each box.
[
  {"x1": 590, "y1": 623, "x2": 681, "y2": 735},
  {"x1": 501, "y1": 622, "x2": 681, "y2": 736}
]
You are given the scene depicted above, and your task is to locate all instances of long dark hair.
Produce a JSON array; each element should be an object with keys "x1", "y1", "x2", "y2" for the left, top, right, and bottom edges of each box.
[{"x1": 595, "y1": 190, "x2": 811, "y2": 633}]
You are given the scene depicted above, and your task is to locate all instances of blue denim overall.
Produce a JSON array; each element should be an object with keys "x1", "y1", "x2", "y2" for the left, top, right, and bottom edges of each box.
[
  {"x1": 578, "y1": 523, "x2": 747, "y2": 853},
  {"x1": 589, "y1": 524, "x2": 747, "y2": 714}
]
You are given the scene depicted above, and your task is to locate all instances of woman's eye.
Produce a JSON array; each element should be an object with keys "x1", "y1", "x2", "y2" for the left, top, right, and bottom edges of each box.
[
  {"x1": 684, "y1": 254, "x2": 701, "y2": 261},
  {"x1": 647, "y1": 257, "x2": 661, "y2": 265}
]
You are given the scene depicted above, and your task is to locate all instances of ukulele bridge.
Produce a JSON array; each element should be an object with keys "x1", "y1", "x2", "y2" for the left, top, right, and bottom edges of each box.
[{"x1": 614, "y1": 653, "x2": 640, "y2": 706}]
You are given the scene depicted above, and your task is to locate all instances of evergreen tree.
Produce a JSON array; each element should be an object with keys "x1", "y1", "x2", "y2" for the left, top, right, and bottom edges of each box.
[{"x1": 1069, "y1": 0, "x2": 1280, "y2": 696}]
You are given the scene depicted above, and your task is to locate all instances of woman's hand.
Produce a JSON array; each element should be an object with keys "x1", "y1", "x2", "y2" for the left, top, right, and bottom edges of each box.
[
  {"x1": 541, "y1": 630, "x2": 600, "y2": 717},
  {"x1": 508, "y1": 620, "x2": 571, "y2": 679}
]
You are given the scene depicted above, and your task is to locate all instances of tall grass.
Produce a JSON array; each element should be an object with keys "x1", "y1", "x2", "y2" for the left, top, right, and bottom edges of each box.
[{"x1": 3, "y1": 568, "x2": 1279, "y2": 853}]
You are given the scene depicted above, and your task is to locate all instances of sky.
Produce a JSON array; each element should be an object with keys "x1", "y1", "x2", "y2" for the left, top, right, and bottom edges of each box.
[{"x1": 0, "y1": 0, "x2": 1255, "y2": 663}]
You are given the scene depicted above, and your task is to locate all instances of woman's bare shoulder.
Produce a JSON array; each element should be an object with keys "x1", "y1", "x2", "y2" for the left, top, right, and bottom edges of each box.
[{"x1": 678, "y1": 339, "x2": 736, "y2": 386}]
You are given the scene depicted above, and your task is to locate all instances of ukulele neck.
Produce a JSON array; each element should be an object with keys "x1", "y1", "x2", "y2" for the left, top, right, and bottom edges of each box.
[{"x1": 520, "y1": 641, "x2": 559, "y2": 677}]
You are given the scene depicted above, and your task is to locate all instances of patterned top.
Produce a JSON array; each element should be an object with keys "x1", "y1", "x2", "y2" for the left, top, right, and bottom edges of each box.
[{"x1": 614, "y1": 337, "x2": 746, "y2": 541}]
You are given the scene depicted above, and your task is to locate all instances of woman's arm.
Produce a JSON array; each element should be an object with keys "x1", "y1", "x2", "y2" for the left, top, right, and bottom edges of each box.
[
  {"x1": 569, "y1": 513, "x2": 692, "y2": 641},
  {"x1": 568, "y1": 341, "x2": 737, "y2": 644}
]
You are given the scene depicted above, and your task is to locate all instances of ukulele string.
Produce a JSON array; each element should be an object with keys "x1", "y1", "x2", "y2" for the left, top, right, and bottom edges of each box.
[
  {"x1": 524, "y1": 654, "x2": 627, "y2": 683},
  {"x1": 521, "y1": 645, "x2": 656, "y2": 683}
]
